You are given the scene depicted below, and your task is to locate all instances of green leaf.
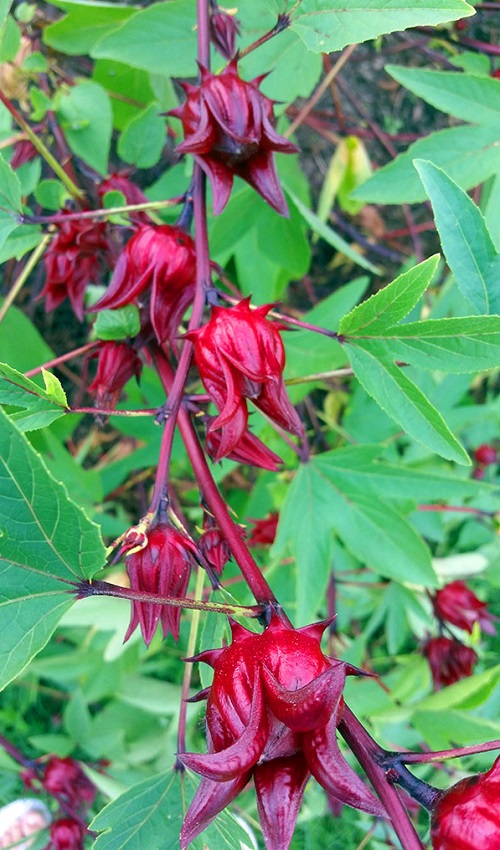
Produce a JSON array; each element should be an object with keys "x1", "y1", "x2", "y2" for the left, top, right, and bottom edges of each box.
[
  {"x1": 42, "y1": 369, "x2": 68, "y2": 406},
  {"x1": 93, "y1": 59, "x2": 155, "y2": 132},
  {"x1": 0, "y1": 301, "x2": 53, "y2": 373},
  {"x1": 0, "y1": 406, "x2": 106, "y2": 583},
  {"x1": 55, "y1": 81, "x2": 112, "y2": 175},
  {"x1": 0, "y1": 409, "x2": 106, "y2": 687},
  {"x1": 290, "y1": 0, "x2": 474, "y2": 54},
  {"x1": 0, "y1": 0, "x2": 11, "y2": 28},
  {"x1": 273, "y1": 459, "x2": 436, "y2": 624},
  {"x1": 43, "y1": 0, "x2": 136, "y2": 55},
  {"x1": 91, "y1": 769, "x2": 253, "y2": 850},
  {"x1": 339, "y1": 256, "x2": 439, "y2": 334},
  {"x1": 35, "y1": 179, "x2": 71, "y2": 211},
  {"x1": 0, "y1": 154, "x2": 22, "y2": 251},
  {"x1": 0, "y1": 224, "x2": 42, "y2": 263},
  {"x1": 93, "y1": 305, "x2": 141, "y2": 341},
  {"x1": 415, "y1": 160, "x2": 500, "y2": 314},
  {"x1": 0, "y1": 14, "x2": 20, "y2": 62},
  {"x1": 386, "y1": 65, "x2": 500, "y2": 125},
  {"x1": 345, "y1": 344, "x2": 470, "y2": 464},
  {"x1": 365, "y1": 316, "x2": 500, "y2": 373},
  {"x1": 92, "y1": 0, "x2": 197, "y2": 78},
  {"x1": 287, "y1": 190, "x2": 380, "y2": 274},
  {"x1": 118, "y1": 103, "x2": 165, "y2": 169},
  {"x1": 0, "y1": 362, "x2": 67, "y2": 430},
  {"x1": 353, "y1": 124, "x2": 500, "y2": 204}
]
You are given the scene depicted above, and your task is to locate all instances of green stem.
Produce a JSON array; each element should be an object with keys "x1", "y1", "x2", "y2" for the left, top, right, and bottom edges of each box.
[
  {"x1": 0, "y1": 91, "x2": 84, "y2": 200},
  {"x1": 0, "y1": 233, "x2": 52, "y2": 325}
]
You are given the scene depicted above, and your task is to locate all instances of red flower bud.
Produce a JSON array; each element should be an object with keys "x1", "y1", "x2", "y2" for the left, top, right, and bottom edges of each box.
[
  {"x1": 124, "y1": 523, "x2": 197, "y2": 645},
  {"x1": 90, "y1": 225, "x2": 196, "y2": 345},
  {"x1": 209, "y1": 7, "x2": 240, "y2": 60},
  {"x1": 205, "y1": 417, "x2": 284, "y2": 469},
  {"x1": 179, "y1": 615, "x2": 384, "y2": 849},
  {"x1": 431, "y1": 755, "x2": 500, "y2": 849},
  {"x1": 247, "y1": 512, "x2": 279, "y2": 547},
  {"x1": 87, "y1": 342, "x2": 142, "y2": 411},
  {"x1": 49, "y1": 818, "x2": 85, "y2": 850},
  {"x1": 42, "y1": 757, "x2": 96, "y2": 811},
  {"x1": 422, "y1": 636, "x2": 478, "y2": 690},
  {"x1": 11, "y1": 138, "x2": 38, "y2": 169},
  {"x1": 473, "y1": 443, "x2": 498, "y2": 467},
  {"x1": 187, "y1": 298, "x2": 303, "y2": 460},
  {"x1": 39, "y1": 216, "x2": 112, "y2": 321},
  {"x1": 198, "y1": 518, "x2": 231, "y2": 575},
  {"x1": 433, "y1": 581, "x2": 495, "y2": 636},
  {"x1": 170, "y1": 60, "x2": 298, "y2": 215}
]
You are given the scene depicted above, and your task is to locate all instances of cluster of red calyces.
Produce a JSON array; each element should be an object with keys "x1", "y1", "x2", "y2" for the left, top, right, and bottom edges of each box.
[
  {"x1": 430, "y1": 754, "x2": 500, "y2": 849},
  {"x1": 170, "y1": 60, "x2": 298, "y2": 215},
  {"x1": 187, "y1": 297, "x2": 303, "y2": 462},
  {"x1": 124, "y1": 521, "x2": 198, "y2": 646},
  {"x1": 90, "y1": 224, "x2": 196, "y2": 347},
  {"x1": 21, "y1": 756, "x2": 96, "y2": 850},
  {"x1": 178, "y1": 615, "x2": 384, "y2": 849},
  {"x1": 40, "y1": 215, "x2": 112, "y2": 321}
]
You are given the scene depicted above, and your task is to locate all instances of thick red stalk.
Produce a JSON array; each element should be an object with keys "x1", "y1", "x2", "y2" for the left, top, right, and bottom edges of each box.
[
  {"x1": 339, "y1": 706, "x2": 425, "y2": 850},
  {"x1": 153, "y1": 350, "x2": 283, "y2": 608}
]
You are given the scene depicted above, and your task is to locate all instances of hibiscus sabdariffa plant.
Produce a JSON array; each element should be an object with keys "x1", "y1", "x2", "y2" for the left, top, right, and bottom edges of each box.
[{"x1": 2, "y1": 0, "x2": 500, "y2": 849}]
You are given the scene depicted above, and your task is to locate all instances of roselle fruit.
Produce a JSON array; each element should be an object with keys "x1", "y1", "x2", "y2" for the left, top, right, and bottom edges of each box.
[
  {"x1": 433, "y1": 581, "x2": 495, "y2": 635},
  {"x1": 431, "y1": 755, "x2": 500, "y2": 849}
]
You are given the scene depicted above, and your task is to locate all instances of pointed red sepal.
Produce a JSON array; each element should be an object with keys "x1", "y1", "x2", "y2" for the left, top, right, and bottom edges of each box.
[
  {"x1": 261, "y1": 662, "x2": 345, "y2": 732},
  {"x1": 185, "y1": 687, "x2": 211, "y2": 704},
  {"x1": 303, "y1": 707, "x2": 386, "y2": 817},
  {"x1": 180, "y1": 772, "x2": 251, "y2": 849},
  {"x1": 297, "y1": 616, "x2": 336, "y2": 643},
  {"x1": 228, "y1": 618, "x2": 254, "y2": 642},
  {"x1": 178, "y1": 684, "x2": 268, "y2": 781},
  {"x1": 183, "y1": 648, "x2": 224, "y2": 668},
  {"x1": 254, "y1": 755, "x2": 310, "y2": 850}
]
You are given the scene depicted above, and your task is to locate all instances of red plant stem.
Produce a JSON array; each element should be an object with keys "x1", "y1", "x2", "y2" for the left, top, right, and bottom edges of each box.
[
  {"x1": 78, "y1": 579, "x2": 265, "y2": 617},
  {"x1": 0, "y1": 734, "x2": 34, "y2": 767},
  {"x1": 339, "y1": 706, "x2": 425, "y2": 850},
  {"x1": 24, "y1": 341, "x2": 99, "y2": 377},
  {"x1": 237, "y1": 13, "x2": 290, "y2": 59},
  {"x1": 154, "y1": 350, "x2": 284, "y2": 609},
  {"x1": 399, "y1": 739, "x2": 500, "y2": 764},
  {"x1": 417, "y1": 504, "x2": 494, "y2": 518}
]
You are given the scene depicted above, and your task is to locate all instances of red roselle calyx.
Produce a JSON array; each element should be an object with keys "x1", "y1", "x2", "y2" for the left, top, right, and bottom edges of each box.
[
  {"x1": 124, "y1": 523, "x2": 198, "y2": 646},
  {"x1": 205, "y1": 419, "x2": 283, "y2": 470},
  {"x1": 430, "y1": 755, "x2": 500, "y2": 849},
  {"x1": 39, "y1": 216, "x2": 112, "y2": 321},
  {"x1": 422, "y1": 636, "x2": 478, "y2": 690},
  {"x1": 90, "y1": 224, "x2": 196, "y2": 346},
  {"x1": 170, "y1": 60, "x2": 299, "y2": 216},
  {"x1": 198, "y1": 515, "x2": 232, "y2": 575},
  {"x1": 87, "y1": 341, "x2": 142, "y2": 411},
  {"x1": 247, "y1": 512, "x2": 279, "y2": 547},
  {"x1": 49, "y1": 818, "x2": 86, "y2": 850},
  {"x1": 179, "y1": 615, "x2": 384, "y2": 849},
  {"x1": 187, "y1": 298, "x2": 303, "y2": 461},
  {"x1": 42, "y1": 756, "x2": 96, "y2": 811},
  {"x1": 433, "y1": 581, "x2": 495, "y2": 636}
]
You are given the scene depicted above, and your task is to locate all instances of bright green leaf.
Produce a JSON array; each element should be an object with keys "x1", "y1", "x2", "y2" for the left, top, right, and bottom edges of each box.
[
  {"x1": 43, "y1": 0, "x2": 136, "y2": 55},
  {"x1": 0, "y1": 154, "x2": 22, "y2": 251},
  {"x1": 339, "y1": 256, "x2": 439, "y2": 334},
  {"x1": 92, "y1": 0, "x2": 197, "y2": 78},
  {"x1": 387, "y1": 65, "x2": 500, "y2": 125},
  {"x1": 290, "y1": 0, "x2": 474, "y2": 54},
  {"x1": 345, "y1": 344, "x2": 470, "y2": 464},
  {"x1": 93, "y1": 305, "x2": 141, "y2": 341},
  {"x1": 353, "y1": 124, "x2": 500, "y2": 205},
  {"x1": 118, "y1": 103, "x2": 165, "y2": 169},
  {"x1": 0, "y1": 224, "x2": 42, "y2": 263},
  {"x1": 55, "y1": 80, "x2": 112, "y2": 175},
  {"x1": 415, "y1": 160, "x2": 500, "y2": 314},
  {"x1": 35, "y1": 179, "x2": 71, "y2": 211}
]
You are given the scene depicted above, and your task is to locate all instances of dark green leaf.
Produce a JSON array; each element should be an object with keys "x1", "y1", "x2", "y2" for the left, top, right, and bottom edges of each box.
[
  {"x1": 43, "y1": 0, "x2": 136, "y2": 55},
  {"x1": 0, "y1": 155, "x2": 22, "y2": 251},
  {"x1": 415, "y1": 160, "x2": 500, "y2": 314},
  {"x1": 118, "y1": 103, "x2": 165, "y2": 169},
  {"x1": 91, "y1": 769, "x2": 253, "y2": 850}
]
